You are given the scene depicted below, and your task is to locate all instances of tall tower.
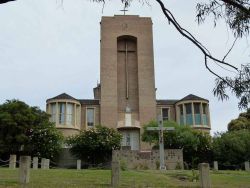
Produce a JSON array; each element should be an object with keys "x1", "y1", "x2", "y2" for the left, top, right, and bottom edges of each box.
[{"x1": 100, "y1": 15, "x2": 156, "y2": 150}]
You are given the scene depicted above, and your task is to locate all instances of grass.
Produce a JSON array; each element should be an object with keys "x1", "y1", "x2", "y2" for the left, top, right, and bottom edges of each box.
[{"x1": 0, "y1": 168, "x2": 250, "y2": 188}]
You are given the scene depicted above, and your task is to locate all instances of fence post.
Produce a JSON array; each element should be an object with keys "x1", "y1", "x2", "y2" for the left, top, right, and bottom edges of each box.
[
  {"x1": 19, "y1": 156, "x2": 31, "y2": 184},
  {"x1": 45, "y1": 159, "x2": 50, "y2": 169},
  {"x1": 77, "y1": 160, "x2": 81, "y2": 170},
  {"x1": 111, "y1": 161, "x2": 120, "y2": 188},
  {"x1": 245, "y1": 161, "x2": 250, "y2": 171},
  {"x1": 213, "y1": 161, "x2": 218, "y2": 171},
  {"x1": 32, "y1": 157, "x2": 38, "y2": 169},
  {"x1": 9, "y1": 154, "x2": 16, "y2": 169},
  {"x1": 41, "y1": 158, "x2": 46, "y2": 169},
  {"x1": 199, "y1": 163, "x2": 211, "y2": 188}
]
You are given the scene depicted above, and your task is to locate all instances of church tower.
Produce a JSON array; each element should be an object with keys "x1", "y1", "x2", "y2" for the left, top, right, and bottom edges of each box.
[{"x1": 100, "y1": 15, "x2": 156, "y2": 150}]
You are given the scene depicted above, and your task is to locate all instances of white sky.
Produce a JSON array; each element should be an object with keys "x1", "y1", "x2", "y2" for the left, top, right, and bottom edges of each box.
[{"x1": 0, "y1": 0, "x2": 249, "y2": 135}]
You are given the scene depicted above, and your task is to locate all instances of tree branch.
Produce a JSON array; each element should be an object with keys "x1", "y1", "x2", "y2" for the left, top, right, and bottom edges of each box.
[
  {"x1": 0, "y1": 0, "x2": 16, "y2": 4},
  {"x1": 220, "y1": 0, "x2": 250, "y2": 16}
]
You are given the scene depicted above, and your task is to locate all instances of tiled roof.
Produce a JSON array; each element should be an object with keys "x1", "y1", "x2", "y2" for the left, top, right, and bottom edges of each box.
[
  {"x1": 179, "y1": 94, "x2": 208, "y2": 102},
  {"x1": 79, "y1": 99, "x2": 100, "y2": 105},
  {"x1": 46, "y1": 93, "x2": 77, "y2": 102},
  {"x1": 156, "y1": 100, "x2": 179, "y2": 105}
]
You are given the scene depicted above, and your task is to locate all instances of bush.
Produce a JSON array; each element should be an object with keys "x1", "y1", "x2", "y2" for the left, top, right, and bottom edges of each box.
[{"x1": 66, "y1": 126, "x2": 122, "y2": 164}]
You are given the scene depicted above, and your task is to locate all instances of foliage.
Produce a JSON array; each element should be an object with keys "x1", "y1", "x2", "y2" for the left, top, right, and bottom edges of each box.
[
  {"x1": 228, "y1": 108, "x2": 250, "y2": 131},
  {"x1": 66, "y1": 126, "x2": 122, "y2": 164},
  {"x1": 142, "y1": 120, "x2": 213, "y2": 166},
  {"x1": 196, "y1": 0, "x2": 250, "y2": 38},
  {"x1": 213, "y1": 130, "x2": 250, "y2": 166},
  {"x1": 0, "y1": 99, "x2": 63, "y2": 159},
  {"x1": 213, "y1": 65, "x2": 250, "y2": 109}
]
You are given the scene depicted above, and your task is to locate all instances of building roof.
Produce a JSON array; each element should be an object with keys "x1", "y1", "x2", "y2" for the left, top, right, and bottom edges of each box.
[
  {"x1": 156, "y1": 100, "x2": 179, "y2": 105},
  {"x1": 179, "y1": 94, "x2": 208, "y2": 102},
  {"x1": 79, "y1": 99, "x2": 100, "y2": 105},
  {"x1": 46, "y1": 93, "x2": 77, "y2": 102}
]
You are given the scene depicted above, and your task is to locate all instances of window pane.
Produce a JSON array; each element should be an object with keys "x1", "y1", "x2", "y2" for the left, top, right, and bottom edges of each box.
[
  {"x1": 59, "y1": 103, "x2": 65, "y2": 124},
  {"x1": 203, "y1": 114, "x2": 208, "y2": 125},
  {"x1": 194, "y1": 103, "x2": 200, "y2": 114},
  {"x1": 66, "y1": 103, "x2": 74, "y2": 126},
  {"x1": 87, "y1": 108, "x2": 94, "y2": 127},
  {"x1": 162, "y1": 108, "x2": 169, "y2": 121},
  {"x1": 186, "y1": 114, "x2": 193, "y2": 125},
  {"x1": 185, "y1": 103, "x2": 192, "y2": 114},
  {"x1": 51, "y1": 103, "x2": 56, "y2": 123},
  {"x1": 202, "y1": 104, "x2": 207, "y2": 114}
]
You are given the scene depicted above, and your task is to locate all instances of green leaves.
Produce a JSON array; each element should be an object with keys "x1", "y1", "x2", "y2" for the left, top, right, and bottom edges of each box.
[
  {"x1": 66, "y1": 126, "x2": 122, "y2": 164},
  {"x1": 228, "y1": 108, "x2": 250, "y2": 131},
  {"x1": 0, "y1": 99, "x2": 63, "y2": 159},
  {"x1": 142, "y1": 120, "x2": 213, "y2": 166},
  {"x1": 213, "y1": 130, "x2": 250, "y2": 165}
]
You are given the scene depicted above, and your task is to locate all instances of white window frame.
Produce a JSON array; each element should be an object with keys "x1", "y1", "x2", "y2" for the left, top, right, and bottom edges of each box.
[{"x1": 86, "y1": 107, "x2": 95, "y2": 129}]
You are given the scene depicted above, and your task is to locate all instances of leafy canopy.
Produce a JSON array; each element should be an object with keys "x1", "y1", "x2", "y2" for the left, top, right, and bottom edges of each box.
[
  {"x1": 213, "y1": 130, "x2": 250, "y2": 166},
  {"x1": 0, "y1": 99, "x2": 63, "y2": 159},
  {"x1": 142, "y1": 120, "x2": 213, "y2": 166},
  {"x1": 66, "y1": 126, "x2": 122, "y2": 164},
  {"x1": 228, "y1": 108, "x2": 250, "y2": 131}
]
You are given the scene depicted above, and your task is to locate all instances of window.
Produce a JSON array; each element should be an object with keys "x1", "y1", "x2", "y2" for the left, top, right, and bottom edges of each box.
[
  {"x1": 66, "y1": 103, "x2": 74, "y2": 126},
  {"x1": 202, "y1": 104, "x2": 207, "y2": 114},
  {"x1": 202, "y1": 104, "x2": 208, "y2": 125},
  {"x1": 51, "y1": 103, "x2": 56, "y2": 123},
  {"x1": 185, "y1": 103, "x2": 193, "y2": 125},
  {"x1": 185, "y1": 103, "x2": 192, "y2": 114},
  {"x1": 126, "y1": 133, "x2": 131, "y2": 146},
  {"x1": 162, "y1": 108, "x2": 169, "y2": 121},
  {"x1": 87, "y1": 108, "x2": 94, "y2": 127},
  {"x1": 59, "y1": 103, "x2": 65, "y2": 124},
  {"x1": 194, "y1": 103, "x2": 201, "y2": 125}
]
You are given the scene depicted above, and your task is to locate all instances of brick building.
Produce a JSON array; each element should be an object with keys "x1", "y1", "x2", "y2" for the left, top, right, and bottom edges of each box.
[{"x1": 46, "y1": 15, "x2": 211, "y2": 151}]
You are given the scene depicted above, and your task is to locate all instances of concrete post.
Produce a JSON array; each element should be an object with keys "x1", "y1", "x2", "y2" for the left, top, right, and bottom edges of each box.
[
  {"x1": 9, "y1": 155, "x2": 16, "y2": 169},
  {"x1": 32, "y1": 157, "x2": 38, "y2": 169},
  {"x1": 245, "y1": 161, "x2": 250, "y2": 171},
  {"x1": 41, "y1": 158, "x2": 46, "y2": 169},
  {"x1": 45, "y1": 159, "x2": 50, "y2": 169},
  {"x1": 199, "y1": 163, "x2": 211, "y2": 188},
  {"x1": 213, "y1": 161, "x2": 218, "y2": 171},
  {"x1": 19, "y1": 156, "x2": 31, "y2": 184},
  {"x1": 111, "y1": 161, "x2": 120, "y2": 188},
  {"x1": 77, "y1": 160, "x2": 81, "y2": 170}
]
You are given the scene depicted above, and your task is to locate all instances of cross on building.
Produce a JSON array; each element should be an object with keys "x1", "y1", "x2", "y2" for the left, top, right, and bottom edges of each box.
[
  {"x1": 120, "y1": 6, "x2": 128, "y2": 15},
  {"x1": 147, "y1": 115, "x2": 175, "y2": 170},
  {"x1": 117, "y1": 40, "x2": 135, "y2": 99}
]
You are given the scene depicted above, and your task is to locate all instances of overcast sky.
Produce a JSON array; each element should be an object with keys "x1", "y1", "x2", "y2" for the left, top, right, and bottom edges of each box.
[{"x1": 0, "y1": 0, "x2": 249, "y2": 134}]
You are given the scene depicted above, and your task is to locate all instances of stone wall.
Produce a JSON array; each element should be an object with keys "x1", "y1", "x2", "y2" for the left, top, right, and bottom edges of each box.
[{"x1": 112, "y1": 149, "x2": 183, "y2": 170}]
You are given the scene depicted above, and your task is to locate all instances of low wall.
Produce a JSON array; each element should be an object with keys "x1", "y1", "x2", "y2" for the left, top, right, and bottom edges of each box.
[{"x1": 112, "y1": 149, "x2": 183, "y2": 170}]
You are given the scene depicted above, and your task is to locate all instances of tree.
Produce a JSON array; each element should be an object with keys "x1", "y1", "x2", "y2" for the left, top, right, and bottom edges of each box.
[
  {"x1": 0, "y1": 100, "x2": 63, "y2": 159},
  {"x1": 66, "y1": 126, "x2": 122, "y2": 165},
  {"x1": 142, "y1": 121, "x2": 213, "y2": 166},
  {"x1": 228, "y1": 108, "x2": 250, "y2": 131},
  {"x1": 213, "y1": 130, "x2": 250, "y2": 168}
]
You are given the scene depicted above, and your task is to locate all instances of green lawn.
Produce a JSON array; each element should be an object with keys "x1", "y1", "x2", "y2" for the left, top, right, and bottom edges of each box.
[{"x1": 0, "y1": 168, "x2": 249, "y2": 188}]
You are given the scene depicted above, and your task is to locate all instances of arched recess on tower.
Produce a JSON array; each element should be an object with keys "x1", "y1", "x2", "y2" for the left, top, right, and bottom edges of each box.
[{"x1": 117, "y1": 35, "x2": 139, "y2": 116}]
